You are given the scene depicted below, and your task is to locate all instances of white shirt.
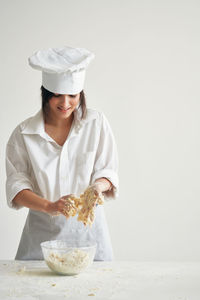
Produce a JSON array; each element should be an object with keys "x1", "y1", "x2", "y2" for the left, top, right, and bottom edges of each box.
[{"x1": 6, "y1": 107, "x2": 119, "y2": 210}]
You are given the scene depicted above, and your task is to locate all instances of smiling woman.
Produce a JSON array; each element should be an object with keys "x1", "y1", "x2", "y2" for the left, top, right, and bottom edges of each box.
[
  {"x1": 5, "y1": 46, "x2": 119, "y2": 262},
  {"x1": 41, "y1": 86, "x2": 87, "y2": 119}
]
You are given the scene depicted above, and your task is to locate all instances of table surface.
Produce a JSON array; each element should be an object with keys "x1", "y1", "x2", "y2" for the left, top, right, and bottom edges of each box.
[{"x1": 1, "y1": 260, "x2": 200, "y2": 300}]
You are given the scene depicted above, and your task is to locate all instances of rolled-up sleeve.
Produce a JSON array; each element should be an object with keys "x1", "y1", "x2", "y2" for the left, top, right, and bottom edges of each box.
[
  {"x1": 6, "y1": 142, "x2": 33, "y2": 210},
  {"x1": 91, "y1": 112, "x2": 119, "y2": 200}
]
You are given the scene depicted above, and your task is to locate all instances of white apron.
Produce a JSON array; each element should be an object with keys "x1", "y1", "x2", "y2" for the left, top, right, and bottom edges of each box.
[{"x1": 15, "y1": 207, "x2": 114, "y2": 261}]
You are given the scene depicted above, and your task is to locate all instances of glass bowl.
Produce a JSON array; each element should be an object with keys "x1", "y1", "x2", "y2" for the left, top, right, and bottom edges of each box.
[{"x1": 40, "y1": 240, "x2": 97, "y2": 275}]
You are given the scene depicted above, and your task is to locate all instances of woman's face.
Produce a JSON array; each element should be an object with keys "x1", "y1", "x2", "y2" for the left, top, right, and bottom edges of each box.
[{"x1": 48, "y1": 93, "x2": 80, "y2": 119}]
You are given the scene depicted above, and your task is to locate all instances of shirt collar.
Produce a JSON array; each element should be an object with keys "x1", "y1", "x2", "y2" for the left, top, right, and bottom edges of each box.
[{"x1": 20, "y1": 106, "x2": 96, "y2": 138}]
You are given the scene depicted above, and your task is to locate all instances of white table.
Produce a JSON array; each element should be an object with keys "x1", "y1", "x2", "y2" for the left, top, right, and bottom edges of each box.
[{"x1": 1, "y1": 260, "x2": 200, "y2": 300}]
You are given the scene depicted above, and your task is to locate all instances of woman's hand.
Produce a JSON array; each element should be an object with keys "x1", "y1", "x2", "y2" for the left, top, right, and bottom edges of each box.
[
  {"x1": 46, "y1": 194, "x2": 76, "y2": 217},
  {"x1": 84, "y1": 183, "x2": 105, "y2": 207},
  {"x1": 88, "y1": 179, "x2": 112, "y2": 206},
  {"x1": 92, "y1": 178, "x2": 112, "y2": 194}
]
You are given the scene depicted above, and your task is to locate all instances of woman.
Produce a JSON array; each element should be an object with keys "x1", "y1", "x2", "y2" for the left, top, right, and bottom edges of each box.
[{"x1": 5, "y1": 46, "x2": 119, "y2": 260}]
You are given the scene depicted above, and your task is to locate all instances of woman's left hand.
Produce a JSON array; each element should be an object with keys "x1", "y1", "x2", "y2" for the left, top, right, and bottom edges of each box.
[{"x1": 88, "y1": 183, "x2": 104, "y2": 206}]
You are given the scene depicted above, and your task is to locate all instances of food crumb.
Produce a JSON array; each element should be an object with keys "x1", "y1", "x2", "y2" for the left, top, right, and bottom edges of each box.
[
  {"x1": 90, "y1": 288, "x2": 100, "y2": 291},
  {"x1": 52, "y1": 283, "x2": 56, "y2": 286},
  {"x1": 88, "y1": 293, "x2": 95, "y2": 296},
  {"x1": 16, "y1": 266, "x2": 26, "y2": 274}
]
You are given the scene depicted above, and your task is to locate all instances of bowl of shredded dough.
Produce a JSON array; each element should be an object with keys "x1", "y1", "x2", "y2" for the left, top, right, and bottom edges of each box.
[{"x1": 41, "y1": 240, "x2": 97, "y2": 275}]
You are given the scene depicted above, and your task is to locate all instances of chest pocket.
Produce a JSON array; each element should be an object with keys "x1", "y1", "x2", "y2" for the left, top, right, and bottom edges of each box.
[
  {"x1": 75, "y1": 151, "x2": 96, "y2": 182},
  {"x1": 76, "y1": 151, "x2": 96, "y2": 167}
]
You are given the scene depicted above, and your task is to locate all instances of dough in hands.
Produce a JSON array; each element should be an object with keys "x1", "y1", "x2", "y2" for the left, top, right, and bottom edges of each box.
[
  {"x1": 62, "y1": 197, "x2": 77, "y2": 218},
  {"x1": 62, "y1": 186, "x2": 104, "y2": 226},
  {"x1": 78, "y1": 186, "x2": 104, "y2": 226}
]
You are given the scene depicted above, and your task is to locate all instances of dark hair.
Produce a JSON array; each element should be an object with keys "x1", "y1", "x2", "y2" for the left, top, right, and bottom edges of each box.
[{"x1": 40, "y1": 86, "x2": 87, "y2": 119}]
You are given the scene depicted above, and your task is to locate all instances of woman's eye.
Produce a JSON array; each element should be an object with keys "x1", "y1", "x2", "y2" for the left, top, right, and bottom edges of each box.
[
  {"x1": 69, "y1": 95, "x2": 77, "y2": 98},
  {"x1": 54, "y1": 94, "x2": 60, "y2": 97}
]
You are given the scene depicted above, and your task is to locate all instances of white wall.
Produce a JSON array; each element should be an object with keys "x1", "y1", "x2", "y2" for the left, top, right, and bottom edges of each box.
[{"x1": 1, "y1": 0, "x2": 200, "y2": 261}]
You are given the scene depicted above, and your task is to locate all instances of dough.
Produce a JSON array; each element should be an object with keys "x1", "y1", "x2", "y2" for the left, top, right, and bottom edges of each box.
[
  {"x1": 46, "y1": 249, "x2": 90, "y2": 274},
  {"x1": 62, "y1": 197, "x2": 79, "y2": 218},
  {"x1": 78, "y1": 186, "x2": 104, "y2": 226},
  {"x1": 62, "y1": 186, "x2": 104, "y2": 226}
]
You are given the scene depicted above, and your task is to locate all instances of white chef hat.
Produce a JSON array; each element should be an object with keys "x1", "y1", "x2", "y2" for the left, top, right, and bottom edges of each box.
[{"x1": 28, "y1": 46, "x2": 95, "y2": 94}]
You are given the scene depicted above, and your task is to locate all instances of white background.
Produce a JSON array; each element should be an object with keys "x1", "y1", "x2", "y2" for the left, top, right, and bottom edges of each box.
[{"x1": 0, "y1": 0, "x2": 200, "y2": 261}]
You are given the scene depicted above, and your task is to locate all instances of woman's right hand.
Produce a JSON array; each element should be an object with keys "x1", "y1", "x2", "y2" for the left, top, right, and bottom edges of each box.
[{"x1": 46, "y1": 194, "x2": 75, "y2": 217}]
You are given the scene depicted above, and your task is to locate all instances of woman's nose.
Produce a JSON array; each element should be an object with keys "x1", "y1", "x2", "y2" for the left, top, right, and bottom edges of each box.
[{"x1": 60, "y1": 95, "x2": 70, "y2": 104}]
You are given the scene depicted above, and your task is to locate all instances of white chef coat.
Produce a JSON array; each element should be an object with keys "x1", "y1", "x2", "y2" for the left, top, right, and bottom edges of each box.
[{"x1": 5, "y1": 106, "x2": 119, "y2": 261}]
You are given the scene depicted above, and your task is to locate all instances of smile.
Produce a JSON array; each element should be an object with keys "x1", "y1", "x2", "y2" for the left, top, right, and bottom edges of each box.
[{"x1": 57, "y1": 106, "x2": 71, "y2": 112}]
